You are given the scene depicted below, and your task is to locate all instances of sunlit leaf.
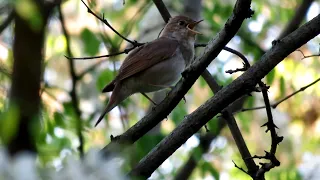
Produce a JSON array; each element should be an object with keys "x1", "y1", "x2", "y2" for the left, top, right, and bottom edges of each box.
[
  {"x1": 0, "y1": 106, "x2": 19, "y2": 143},
  {"x1": 81, "y1": 28, "x2": 100, "y2": 56},
  {"x1": 96, "y1": 69, "x2": 115, "y2": 91},
  {"x1": 266, "y1": 68, "x2": 276, "y2": 85},
  {"x1": 202, "y1": 162, "x2": 219, "y2": 180},
  {"x1": 280, "y1": 76, "x2": 286, "y2": 98},
  {"x1": 171, "y1": 102, "x2": 187, "y2": 125}
]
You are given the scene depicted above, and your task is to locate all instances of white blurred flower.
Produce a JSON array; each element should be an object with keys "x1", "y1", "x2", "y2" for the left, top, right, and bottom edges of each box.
[
  {"x1": 299, "y1": 152, "x2": 320, "y2": 180},
  {"x1": 0, "y1": 147, "x2": 126, "y2": 180}
]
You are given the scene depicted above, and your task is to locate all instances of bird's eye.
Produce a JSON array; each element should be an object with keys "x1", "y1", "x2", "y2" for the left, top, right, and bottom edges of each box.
[{"x1": 178, "y1": 21, "x2": 186, "y2": 26}]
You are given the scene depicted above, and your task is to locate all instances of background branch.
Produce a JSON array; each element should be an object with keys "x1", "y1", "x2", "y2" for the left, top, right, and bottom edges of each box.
[
  {"x1": 58, "y1": 5, "x2": 84, "y2": 158},
  {"x1": 241, "y1": 77, "x2": 320, "y2": 112},
  {"x1": 278, "y1": 0, "x2": 314, "y2": 39}
]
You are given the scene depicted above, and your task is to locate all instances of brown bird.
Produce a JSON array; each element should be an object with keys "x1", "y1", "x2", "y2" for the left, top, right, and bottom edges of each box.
[{"x1": 95, "y1": 16, "x2": 202, "y2": 126}]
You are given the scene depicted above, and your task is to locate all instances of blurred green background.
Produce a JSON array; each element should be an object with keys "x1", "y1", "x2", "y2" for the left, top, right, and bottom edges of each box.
[{"x1": 0, "y1": 0, "x2": 319, "y2": 179}]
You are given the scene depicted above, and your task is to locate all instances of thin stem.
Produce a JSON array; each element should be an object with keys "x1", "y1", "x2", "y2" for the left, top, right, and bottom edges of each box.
[
  {"x1": 58, "y1": 5, "x2": 84, "y2": 158},
  {"x1": 65, "y1": 45, "x2": 137, "y2": 60},
  {"x1": 80, "y1": 0, "x2": 142, "y2": 46},
  {"x1": 241, "y1": 77, "x2": 320, "y2": 112}
]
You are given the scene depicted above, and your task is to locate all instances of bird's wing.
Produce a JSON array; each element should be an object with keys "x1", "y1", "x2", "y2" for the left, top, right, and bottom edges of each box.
[{"x1": 116, "y1": 37, "x2": 179, "y2": 81}]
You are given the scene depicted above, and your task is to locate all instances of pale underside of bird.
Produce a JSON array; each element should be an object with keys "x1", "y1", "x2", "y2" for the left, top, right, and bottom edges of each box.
[{"x1": 95, "y1": 16, "x2": 202, "y2": 126}]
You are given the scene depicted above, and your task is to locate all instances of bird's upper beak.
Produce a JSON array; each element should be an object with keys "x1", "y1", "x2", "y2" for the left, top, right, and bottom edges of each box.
[{"x1": 187, "y1": 20, "x2": 203, "y2": 35}]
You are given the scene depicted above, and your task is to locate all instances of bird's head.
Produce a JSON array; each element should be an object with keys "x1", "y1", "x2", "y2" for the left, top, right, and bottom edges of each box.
[{"x1": 161, "y1": 16, "x2": 202, "y2": 41}]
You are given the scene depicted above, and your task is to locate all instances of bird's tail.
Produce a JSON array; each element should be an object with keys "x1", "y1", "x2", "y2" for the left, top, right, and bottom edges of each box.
[{"x1": 95, "y1": 84, "x2": 129, "y2": 127}]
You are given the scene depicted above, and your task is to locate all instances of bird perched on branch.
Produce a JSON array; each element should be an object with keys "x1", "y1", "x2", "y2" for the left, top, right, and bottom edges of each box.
[{"x1": 95, "y1": 16, "x2": 202, "y2": 126}]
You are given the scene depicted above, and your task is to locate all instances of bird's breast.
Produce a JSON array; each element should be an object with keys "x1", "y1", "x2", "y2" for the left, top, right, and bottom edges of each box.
[{"x1": 179, "y1": 40, "x2": 195, "y2": 66}]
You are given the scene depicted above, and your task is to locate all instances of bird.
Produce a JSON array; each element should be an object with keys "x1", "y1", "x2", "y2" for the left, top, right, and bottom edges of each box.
[{"x1": 95, "y1": 15, "x2": 202, "y2": 126}]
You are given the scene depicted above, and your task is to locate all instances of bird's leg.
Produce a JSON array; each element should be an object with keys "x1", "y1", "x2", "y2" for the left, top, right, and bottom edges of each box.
[{"x1": 141, "y1": 92, "x2": 157, "y2": 106}]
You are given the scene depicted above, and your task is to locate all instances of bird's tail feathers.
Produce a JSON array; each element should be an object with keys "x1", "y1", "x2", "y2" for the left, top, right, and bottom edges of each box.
[{"x1": 95, "y1": 84, "x2": 129, "y2": 127}]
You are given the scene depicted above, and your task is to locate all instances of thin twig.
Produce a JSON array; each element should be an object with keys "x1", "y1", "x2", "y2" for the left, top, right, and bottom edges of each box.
[
  {"x1": 117, "y1": 1, "x2": 152, "y2": 47},
  {"x1": 58, "y1": 5, "x2": 84, "y2": 158},
  {"x1": 296, "y1": 49, "x2": 320, "y2": 60},
  {"x1": 152, "y1": 0, "x2": 171, "y2": 23},
  {"x1": 65, "y1": 45, "x2": 137, "y2": 60},
  {"x1": 80, "y1": 0, "x2": 142, "y2": 46},
  {"x1": 241, "y1": 77, "x2": 320, "y2": 112},
  {"x1": 249, "y1": 81, "x2": 282, "y2": 178},
  {"x1": 232, "y1": 160, "x2": 251, "y2": 176},
  {"x1": 196, "y1": 43, "x2": 250, "y2": 73}
]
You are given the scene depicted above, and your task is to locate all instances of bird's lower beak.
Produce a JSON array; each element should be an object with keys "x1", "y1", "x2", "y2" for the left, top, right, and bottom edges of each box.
[{"x1": 187, "y1": 20, "x2": 203, "y2": 35}]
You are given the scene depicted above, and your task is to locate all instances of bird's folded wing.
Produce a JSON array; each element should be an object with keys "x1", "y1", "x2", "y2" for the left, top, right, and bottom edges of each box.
[{"x1": 116, "y1": 37, "x2": 179, "y2": 81}]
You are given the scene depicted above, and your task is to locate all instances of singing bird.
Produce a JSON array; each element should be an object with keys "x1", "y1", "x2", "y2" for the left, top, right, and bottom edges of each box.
[{"x1": 95, "y1": 16, "x2": 202, "y2": 126}]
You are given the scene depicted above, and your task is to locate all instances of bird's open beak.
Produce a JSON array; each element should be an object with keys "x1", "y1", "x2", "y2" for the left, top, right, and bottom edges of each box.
[{"x1": 187, "y1": 20, "x2": 203, "y2": 35}]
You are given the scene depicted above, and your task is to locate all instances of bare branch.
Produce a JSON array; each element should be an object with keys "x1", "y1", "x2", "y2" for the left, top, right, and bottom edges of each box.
[
  {"x1": 58, "y1": 5, "x2": 84, "y2": 158},
  {"x1": 152, "y1": 0, "x2": 171, "y2": 23},
  {"x1": 65, "y1": 45, "x2": 137, "y2": 60},
  {"x1": 278, "y1": 0, "x2": 314, "y2": 39},
  {"x1": 196, "y1": 44, "x2": 251, "y2": 72},
  {"x1": 296, "y1": 49, "x2": 320, "y2": 59},
  {"x1": 80, "y1": 0, "x2": 143, "y2": 46},
  {"x1": 241, "y1": 77, "x2": 320, "y2": 112}
]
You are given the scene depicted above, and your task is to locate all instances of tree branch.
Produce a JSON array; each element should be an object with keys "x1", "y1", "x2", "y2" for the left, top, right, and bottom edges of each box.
[
  {"x1": 278, "y1": 0, "x2": 314, "y2": 39},
  {"x1": 241, "y1": 77, "x2": 320, "y2": 112},
  {"x1": 129, "y1": 14, "x2": 320, "y2": 178},
  {"x1": 58, "y1": 5, "x2": 84, "y2": 158},
  {"x1": 80, "y1": 0, "x2": 142, "y2": 46},
  {"x1": 101, "y1": 0, "x2": 253, "y2": 157},
  {"x1": 152, "y1": 0, "x2": 171, "y2": 23}
]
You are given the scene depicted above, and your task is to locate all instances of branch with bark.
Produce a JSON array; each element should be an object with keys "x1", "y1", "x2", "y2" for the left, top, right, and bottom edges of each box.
[
  {"x1": 129, "y1": 14, "x2": 320, "y2": 178},
  {"x1": 8, "y1": 0, "x2": 57, "y2": 155},
  {"x1": 101, "y1": 0, "x2": 253, "y2": 154}
]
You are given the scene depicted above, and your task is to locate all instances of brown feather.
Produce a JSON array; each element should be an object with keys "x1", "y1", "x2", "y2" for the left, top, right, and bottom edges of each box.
[
  {"x1": 101, "y1": 37, "x2": 179, "y2": 92},
  {"x1": 117, "y1": 37, "x2": 178, "y2": 81},
  {"x1": 102, "y1": 80, "x2": 115, "y2": 92}
]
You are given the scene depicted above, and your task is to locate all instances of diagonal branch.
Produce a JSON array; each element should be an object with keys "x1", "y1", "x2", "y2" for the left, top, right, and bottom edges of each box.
[
  {"x1": 241, "y1": 77, "x2": 320, "y2": 112},
  {"x1": 129, "y1": 14, "x2": 320, "y2": 178},
  {"x1": 80, "y1": 0, "x2": 142, "y2": 46},
  {"x1": 65, "y1": 45, "x2": 137, "y2": 60},
  {"x1": 278, "y1": 0, "x2": 314, "y2": 39},
  {"x1": 58, "y1": 5, "x2": 84, "y2": 158}
]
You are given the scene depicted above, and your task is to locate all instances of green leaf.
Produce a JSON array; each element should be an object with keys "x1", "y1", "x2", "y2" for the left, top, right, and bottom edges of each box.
[
  {"x1": 199, "y1": 76, "x2": 207, "y2": 88},
  {"x1": 266, "y1": 68, "x2": 276, "y2": 84},
  {"x1": 80, "y1": 28, "x2": 100, "y2": 56},
  {"x1": 54, "y1": 112, "x2": 65, "y2": 127},
  {"x1": 202, "y1": 162, "x2": 219, "y2": 180},
  {"x1": 96, "y1": 69, "x2": 115, "y2": 91},
  {"x1": 192, "y1": 147, "x2": 203, "y2": 161},
  {"x1": 280, "y1": 76, "x2": 286, "y2": 98},
  {"x1": 0, "y1": 106, "x2": 19, "y2": 144},
  {"x1": 171, "y1": 102, "x2": 187, "y2": 125},
  {"x1": 237, "y1": 112, "x2": 252, "y2": 133},
  {"x1": 207, "y1": 117, "x2": 220, "y2": 134}
]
